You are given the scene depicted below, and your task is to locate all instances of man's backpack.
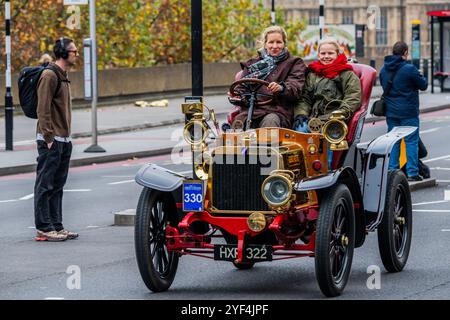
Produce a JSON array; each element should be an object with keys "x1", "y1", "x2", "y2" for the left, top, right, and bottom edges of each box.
[{"x1": 18, "y1": 63, "x2": 61, "y2": 119}]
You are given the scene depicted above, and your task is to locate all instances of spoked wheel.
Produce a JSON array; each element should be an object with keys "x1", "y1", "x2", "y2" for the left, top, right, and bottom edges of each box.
[
  {"x1": 377, "y1": 170, "x2": 412, "y2": 272},
  {"x1": 315, "y1": 184, "x2": 355, "y2": 297},
  {"x1": 135, "y1": 188, "x2": 179, "y2": 292}
]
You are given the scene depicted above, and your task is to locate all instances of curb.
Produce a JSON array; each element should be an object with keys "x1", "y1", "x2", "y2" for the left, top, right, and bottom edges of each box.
[
  {"x1": 114, "y1": 209, "x2": 136, "y2": 226},
  {"x1": 409, "y1": 178, "x2": 437, "y2": 192},
  {"x1": 0, "y1": 146, "x2": 174, "y2": 177},
  {"x1": 1, "y1": 104, "x2": 450, "y2": 177},
  {"x1": 71, "y1": 112, "x2": 230, "y2": 139},
  {"x1": 364, "y1": 103, "x2": 450, "y2": 123},
  {"x1": 0, "y1": 87, "x2": 230, "y2": 118},
  {"x1": 74, "y1": 104, "x2": 450, "y2": 138}
]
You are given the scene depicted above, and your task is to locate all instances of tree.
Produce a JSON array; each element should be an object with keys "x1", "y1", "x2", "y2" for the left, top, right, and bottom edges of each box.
[{"x1": 0, "y1": 0, "x2": 304, "y2": 72}]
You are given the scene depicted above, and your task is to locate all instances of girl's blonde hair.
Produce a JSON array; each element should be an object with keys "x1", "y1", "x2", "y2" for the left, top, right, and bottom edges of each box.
[
  {"x1": 318, "y1": 37, "x2": 342, "y2": 54},
  {"x1": 258, "y1": 25, "x2": 287, "y2": 48}
]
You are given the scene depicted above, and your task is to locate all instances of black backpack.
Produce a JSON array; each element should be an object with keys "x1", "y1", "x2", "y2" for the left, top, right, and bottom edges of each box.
[{"x1": 18, "y1": 63, "x2": 61, "y2": 119}]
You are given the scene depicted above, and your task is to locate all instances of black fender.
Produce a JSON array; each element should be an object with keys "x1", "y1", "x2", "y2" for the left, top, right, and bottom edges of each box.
[
  {"x1": 362, "y1": 126, "x2": 417, "y2": 231},
  {"x1": 295, "y1": 167, "x2": 366, "y2": 248},
  {"x1": 135, "y1": 163, "x2": 189, "y2": 219}
]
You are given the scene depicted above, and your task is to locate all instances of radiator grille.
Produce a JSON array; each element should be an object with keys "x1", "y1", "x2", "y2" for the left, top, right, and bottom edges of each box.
[{"x1": 211, "y1": 154, "x2": 272, "y2": 212}]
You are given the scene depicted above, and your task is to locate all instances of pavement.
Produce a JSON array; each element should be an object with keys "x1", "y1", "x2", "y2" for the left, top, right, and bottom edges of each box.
[{"x1": 0, "y1": 85, "x2": 449, "y2": 181}]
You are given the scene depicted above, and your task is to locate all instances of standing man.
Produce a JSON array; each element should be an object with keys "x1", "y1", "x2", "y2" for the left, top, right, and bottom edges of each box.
[
  {"x1": 34, "y1": 38, "x2": 79, "y2": 241},
  {"x1": 380, "y1": 41, "x2": 428, "y2": 181}
]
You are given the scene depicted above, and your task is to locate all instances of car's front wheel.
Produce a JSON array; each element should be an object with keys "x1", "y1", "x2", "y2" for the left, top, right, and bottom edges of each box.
[
  {"x1": 315, "y1": 184, "x2": 355, "y2": 297},
  {"x1": 135, "y1": 188, "x2": 179, "y2": 292}
]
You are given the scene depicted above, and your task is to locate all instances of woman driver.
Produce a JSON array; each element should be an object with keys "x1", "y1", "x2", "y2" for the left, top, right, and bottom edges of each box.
[{"x1": 231, "y1": 26, "x2": 306, "y2": 129}]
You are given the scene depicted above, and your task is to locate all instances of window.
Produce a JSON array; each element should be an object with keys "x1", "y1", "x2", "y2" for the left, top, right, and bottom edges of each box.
[
  {"x1": 376, "y1": 8, "x2": 388, "y2": 45},
  {"x1": 342, "y1": 9, "x2": 353, "y2": 24},
  {"x1": 309, "y1": 10, "x2": 319, "y2": 25}
]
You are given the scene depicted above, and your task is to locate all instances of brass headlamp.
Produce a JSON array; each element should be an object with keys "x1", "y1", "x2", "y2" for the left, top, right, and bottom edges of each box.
[
  {"x1": 261, "y1": 170, "x2": 295, "y2": 209},
  {"x1": 181, "y1": 102, "x2": 214, "y2": 180},
  {"x1": 183, "y1": 113, "x2": 209, "y2": 146},
  {"x1": 322, "y1": 110, "x2": 349, "y2": 151}
]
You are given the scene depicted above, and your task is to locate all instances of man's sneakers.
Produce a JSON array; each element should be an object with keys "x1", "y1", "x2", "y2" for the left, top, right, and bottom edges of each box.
[
  {"x1": 35, "y1": 229, "x2": 79, "y2": 241},
  {"x1": 407, "y1": 175, "x2": 423, "y2": 182},
  {"x1": 35, "y1": 230, "x2": 67, "y2": 242},
  {"x1": 57, "y1": 229, "x2": 79, "y2": 240}
]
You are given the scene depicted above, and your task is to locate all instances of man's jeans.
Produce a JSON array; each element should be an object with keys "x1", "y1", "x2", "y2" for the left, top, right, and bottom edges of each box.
[
  {"x1": 386, "y1": 117, "x2": 419, "y2": 177},
  {"x1": 34, "y1": 140, "x2": 73, "y2": 232}
]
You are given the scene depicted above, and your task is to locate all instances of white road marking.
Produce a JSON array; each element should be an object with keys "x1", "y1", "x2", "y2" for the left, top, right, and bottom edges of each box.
[
  {"x1": 102, "y1": 175, "x2": 134, "y2": 178},
  {"x1": 420, "y1": 128, "x2": 440, "y2": 134},
  {"x1": 86, "y1": 225, "x2": 99, "y2": 228},
  {"x1": 430, "y1": 167, "x2": 450, "y2": 171},
  {"x1": 413, "y1": 210, "x2": 450, "y2": 212},
  {"x1": 178, "y1": 170, "x2": 192, "y2": 175},
  {"x1": 0, "y1": 199, "x2": 18, "y2": 203},
  {"x1": 441, "y1": 229, "x2": 450, "y2": 232},
  {"x1": 0, "y1": 139, "x2": 35, "y2": 148},
  {"x1": 44, "y1": 297, "x2": 65, "y2": 300},
  {"x1": 437, "y1": 180, "x2": 450, "y2": 183},
  {"x1": 445, "y1": 190, "x2": 450, "y2": 201},
  {"x1": 108, "y1": 179, "x2": 135, "y2": 185},
  {"x1": 413, "y1": 200, "x2": 449, "y2": 206},
  {"x1": 64, "y1": 189, "x2": 92, "y2": 192},
  {"x1": 1, "y1": 193, "x2": 33, "y2": 203},
  {"x1": 423, "y1": 155, "x2": 450, "y2": 163},
  {"x1": 19, "y1": 193, "x2": 34, "y2": 200}
]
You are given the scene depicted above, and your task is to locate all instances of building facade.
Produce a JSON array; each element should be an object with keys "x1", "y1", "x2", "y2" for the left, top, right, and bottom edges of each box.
[{"x1": 265, "y1": 0, "x2": 450, "y2": 60}]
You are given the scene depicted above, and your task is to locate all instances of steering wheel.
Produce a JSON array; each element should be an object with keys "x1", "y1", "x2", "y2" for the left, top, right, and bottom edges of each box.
[{"x1": 229, "y1": 78, "x2": 274, "y2": 106}]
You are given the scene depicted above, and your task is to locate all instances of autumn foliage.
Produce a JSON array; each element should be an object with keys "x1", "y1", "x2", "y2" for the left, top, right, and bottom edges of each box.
[{"x1": 0, "y1": 0, "x2": 304, "y2": 72}]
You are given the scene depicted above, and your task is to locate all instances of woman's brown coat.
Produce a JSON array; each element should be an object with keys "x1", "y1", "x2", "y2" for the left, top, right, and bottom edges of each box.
[{"x1": 233, "y1": 51, "x2": 306, "y2": 128}]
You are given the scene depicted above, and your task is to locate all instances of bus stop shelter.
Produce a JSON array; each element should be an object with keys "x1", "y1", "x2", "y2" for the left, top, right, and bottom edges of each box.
[{"x1": 428, "y1": 10, "x2": 450, "y2": 93}]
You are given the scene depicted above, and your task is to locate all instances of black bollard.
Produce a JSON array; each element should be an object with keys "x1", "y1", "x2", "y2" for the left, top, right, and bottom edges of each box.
[
  {"x1": 370, "y1": 59, "x2": 377, "y2": 86},
  {"x1": 422, "y1": 59, "x2": 429, "y2": 81}
]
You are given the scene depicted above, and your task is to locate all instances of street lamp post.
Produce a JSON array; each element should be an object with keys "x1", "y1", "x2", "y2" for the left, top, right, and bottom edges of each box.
[
  {"x1": 4, "y1": 0, "x2": 13, "y2": 151},
  {"x1": 271, "y1": 0, "x2": 275, "y2": 25},
  {"x1": 319, "y1": 0, "x2": 324, "y2": 39},
  {"x1": 191, "y1": 0, "x2": 203, "y2": 97},
  {"x1": 84, "y1": 0, "x2": 105, "y2": 153}
]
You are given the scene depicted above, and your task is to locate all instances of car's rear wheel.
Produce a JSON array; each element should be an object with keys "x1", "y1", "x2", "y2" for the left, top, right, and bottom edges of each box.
[
  {"x1": 315, "y1": 184, "x2": 355, "y2": 297},
  {"x1": 135, "y1": 188, "x2": 179, "y2": 292},
  {"x1": 377, "y1": 170, "x2": 412, "y2": 272}
]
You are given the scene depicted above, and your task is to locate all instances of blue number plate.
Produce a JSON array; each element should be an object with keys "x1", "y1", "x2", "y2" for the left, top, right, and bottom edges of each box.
[{"x1": 182, "y1": 181, "x2": 204, "y2": 212}]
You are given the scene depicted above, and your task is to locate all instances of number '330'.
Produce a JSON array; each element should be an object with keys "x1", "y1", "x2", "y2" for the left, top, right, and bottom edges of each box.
[{"x1": 184, "y1": 193, "x2": 202, "y2": 203}]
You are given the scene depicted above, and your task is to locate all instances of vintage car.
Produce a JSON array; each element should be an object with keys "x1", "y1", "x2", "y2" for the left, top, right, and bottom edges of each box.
[{"x1": 134, "y1": 64, "x2": 414, "y2": 297}]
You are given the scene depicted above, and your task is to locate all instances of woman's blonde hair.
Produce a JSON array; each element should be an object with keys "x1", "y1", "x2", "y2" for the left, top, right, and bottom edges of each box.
[
  {"x1": 39, "y1": 53, "x2": 53, "y2": 64},
  {"x1": 258, "y1": 25, "x2": 287, "y2": 48},
  {"x1": 318, "y1": 37, "x2": 342, "y2": 54}
]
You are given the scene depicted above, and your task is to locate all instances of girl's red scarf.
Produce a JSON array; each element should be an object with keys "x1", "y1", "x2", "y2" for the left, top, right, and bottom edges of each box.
[{"x1": 308, "y1": 54, "x2": 353, "y2": 79}]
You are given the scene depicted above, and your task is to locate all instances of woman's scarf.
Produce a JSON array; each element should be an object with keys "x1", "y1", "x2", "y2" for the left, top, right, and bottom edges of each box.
[
  {"x1": 308, "y1": 53, "x2": 353, "y2": 79},
  {"x1": 244, "y1": 48, "x2": 287, "y2": 80}
]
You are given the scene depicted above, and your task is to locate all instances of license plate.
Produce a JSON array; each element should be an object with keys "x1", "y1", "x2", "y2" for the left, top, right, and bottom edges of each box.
[
  {"x1": 182, "y1": 181, "x2": 204, "y2": 212},
  {"x1": 214, "y1": 244, "x2": 273, "y2": 262}
]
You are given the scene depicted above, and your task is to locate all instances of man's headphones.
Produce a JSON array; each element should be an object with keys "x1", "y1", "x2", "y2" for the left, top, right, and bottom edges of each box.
[{"x1": 57, "y1": 37, "x2": 69, "y2": 60}]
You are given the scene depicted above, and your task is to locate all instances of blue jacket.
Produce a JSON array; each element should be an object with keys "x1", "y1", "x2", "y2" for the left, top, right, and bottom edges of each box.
[{"x1": 379, "y1": 55, "x2": 428, "y2": 119}]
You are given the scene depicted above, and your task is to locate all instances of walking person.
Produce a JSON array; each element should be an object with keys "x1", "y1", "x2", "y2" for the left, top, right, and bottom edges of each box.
[
  {"x1": 34, "y1": 38, "x2": 79, "y2": 241},
  {"x1": 379, "y1": 41, "x2": 428, "y2": 181}
]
